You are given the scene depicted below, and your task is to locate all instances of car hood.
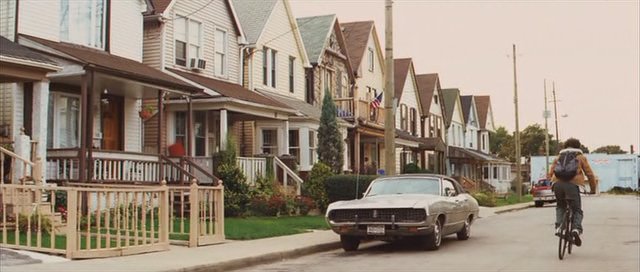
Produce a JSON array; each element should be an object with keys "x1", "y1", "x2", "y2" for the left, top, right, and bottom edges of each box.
[{"x1": 327, "y1": 194, "x2": 439, "y2": 210}]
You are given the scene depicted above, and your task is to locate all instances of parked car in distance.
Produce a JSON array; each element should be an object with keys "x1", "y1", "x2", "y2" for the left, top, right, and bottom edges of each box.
[
  {"x1": 325, "y1": 174, "x2": 479, "y2": 251},
  {"x1": 532, "y1": 179, "x2": 555, "y2": 207}
]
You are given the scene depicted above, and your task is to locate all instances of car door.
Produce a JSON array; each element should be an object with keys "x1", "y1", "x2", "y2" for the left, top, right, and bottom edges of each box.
[{"x1": 441, "y1": 179, "x2": 464, "y2": 233}]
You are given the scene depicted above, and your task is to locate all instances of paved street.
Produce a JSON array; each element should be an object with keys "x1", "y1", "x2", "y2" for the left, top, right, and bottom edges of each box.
[{"x1": 235, "y1": 195, "x2": 640, "y2": 272}]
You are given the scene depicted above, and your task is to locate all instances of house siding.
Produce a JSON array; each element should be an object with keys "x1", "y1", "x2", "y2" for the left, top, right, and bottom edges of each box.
[
  {"x1": 448, "y1": 101, "x2": 465, "y2": 148},
  {"x1": 143, "y1": 23, "x2": 163, "y2": 69},
  {"x1": 0, "y1": 83, "x2": 15, "y2": 139},
  {"x1": 11, "y1": 83, "x2": 24, "y2": 138},
  {"x1": 395, "y1": 70, "x2": 421, "y2": 136},
  {"x1": 163, "y1": 0, "x2": 241, "y2": 83},
  {"x1": 17, "y1": 0, "x2": 59, "y2": 42},
  {"x1": 0, "y1": 0, "x2": 16, "y2": 40},
  {"x1": 124, "y1": 98, "x2": 142, "y2": 152},
  {"x1": 355, "y1": 30, "x2": 384, "y2": 102},
  {"x1": 252, "y1": 1, "x2": 305, "y2": 100},
  {"x1": 109, "y1": 0, "x2": 146, "y2": 61}
]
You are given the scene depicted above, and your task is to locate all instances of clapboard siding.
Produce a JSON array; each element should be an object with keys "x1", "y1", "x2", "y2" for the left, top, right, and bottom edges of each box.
[
  {"x1": 109, "y1": 0, "x2": 146, "y2": 61},
  {"x1": 0, "y1": 0, "x2": 16, "y2": 40},
  {"x1": 18, "y1": 0, "x2": 59, "y2": 42}
]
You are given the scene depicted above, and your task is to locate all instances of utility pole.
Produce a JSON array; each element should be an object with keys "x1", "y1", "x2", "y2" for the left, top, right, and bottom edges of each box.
[
  {"x1": 512, "y1": 44, "x2": 522, "y2": 202},
  {"x1": 384, "y1": 0, "x2": 396, "y2": 175},
  {"x1": 544, "y1": 79, "x2": 550, "y2": 176},
  {"x1": 552, "y1": 82, "x2": 560, "y2": 152}
]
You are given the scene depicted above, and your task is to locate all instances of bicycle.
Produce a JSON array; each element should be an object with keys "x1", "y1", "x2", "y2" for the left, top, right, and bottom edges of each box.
[{"x1": 557, "y1": 186, "x2": 594, "y2": 260}]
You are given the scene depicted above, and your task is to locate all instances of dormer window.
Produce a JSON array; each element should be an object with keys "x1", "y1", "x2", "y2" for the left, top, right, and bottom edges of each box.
[
  {"x1": 60, "y1": 0, "x2": 106, "y2": 49},
  {"x1": 434, "y1": 95, "x2": 439, "y2": 104}
]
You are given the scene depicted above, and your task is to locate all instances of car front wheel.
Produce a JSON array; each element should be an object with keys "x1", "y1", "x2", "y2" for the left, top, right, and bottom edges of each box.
[
  {"x1": 423, "y1": 218, "x2": 443, "y2": 250},
  {"x1": 340, "y1": 235, "x2": 360, "y2": 251}
]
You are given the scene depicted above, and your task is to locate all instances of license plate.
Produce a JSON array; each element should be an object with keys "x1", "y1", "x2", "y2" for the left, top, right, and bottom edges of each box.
[{"x1": 367, "y1": 225, "x2": 385, "y2": 235}]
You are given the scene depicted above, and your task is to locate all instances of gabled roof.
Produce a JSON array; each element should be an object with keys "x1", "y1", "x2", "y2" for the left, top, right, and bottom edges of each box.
[
  {"x1": 148, "y1": 0, "x2": 244, "y2": 42},
  {"x1": 341, "y1": 21, "x2": 374, "y2": 73},
  {"x1": 21, "y1": 35, "x2": 200, "y2": 93},
  {"x1": 460, "y1": 95, "x2": 473, "y2": 124},
  {"x1": 0, "y1": 36, "x2": 57, "y2": 66},
  {"x1": 231, "y1": 0, "x2": 278, "y2": 44},
  {"x1": 474, "y1": 95, "x2": 491, "y2": 130},
  {"x1": 415, "y1": 73, "x2": 440, "y2": 117},
  {"x1": 168, "y1": 68, "x2": 289, "y2": 109},
  {"x1": 442, "y1": 88, "x2": 464, "y2": 128},
  {"x1": 394, "y1": 58, "x2": 412, "y2": 102},
  {"x1": 296, "y1": 15, "x2": 336, "y2": 64}
]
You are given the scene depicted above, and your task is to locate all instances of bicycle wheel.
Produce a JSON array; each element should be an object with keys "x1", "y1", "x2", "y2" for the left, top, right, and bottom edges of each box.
[
  {"x1": 567, "y1": 211, "x2": 573, "y2": 255},
  {"x1": 558, "y1": 211, "x2": 571, "y2": 260}
]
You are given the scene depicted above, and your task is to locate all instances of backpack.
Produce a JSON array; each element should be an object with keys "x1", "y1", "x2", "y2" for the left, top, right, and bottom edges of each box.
[{"x1": 554, "y1": 151, "x2": 580, "y2": 181}]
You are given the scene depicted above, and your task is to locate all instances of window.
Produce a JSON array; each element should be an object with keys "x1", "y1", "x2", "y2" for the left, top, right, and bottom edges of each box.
[
  {"x1": 263, "y1": 47, "x2": 268, "y2": 85},
  {"x1": 289, "y1": 130, "x2": 300, "y2": 163},
  {"x1": 482, "y1": 134, "x2": 486, "y2": 150},
  {"x1": 309, "y1": 130, "x2": 317, "y2": 165},
  {"x1": 47, "y1": 93, "x2": 81, "y2": 148},
  {"x1": 434, "y1": 95, "x2": 438, "y2": 105},
  {"x1": 336, "y1": 71, "x2": 343, "y2": 98},
  {"x1": 493, "y1": 166, "x2": 498, "y2": 179},
  {"x1": 289, "y1": 57, "x2": 295, "y2": 93},
  {"x1": 442, "y1": 179, "x2": 457, "y2": 196},
  {"x1": 429, "y1": 116, "x2": 435, "y2": 137},
  {"x1": 174, "y1": 16, "x2": 202, "y2": 66},
  {"x1": 262, "y1": 129, "x2": 277, "y2": 154},
  {"x1": 483, "y1": 166, "x2": 489, "y2": 179},
  {"x1": 410, "y1": 108, "x2": 417, "y2": 135},
  {"x1": 263, "y1": 48, "x2": 277, "y2": 88},
  {"x1": 60, "y1": 0, "x2": 106, "y2": 49},
  {"x1": 175, "y1": 112, "x2": 187, "y2": 147},
  {"x1": 323, "y1": 69, "x2": 333, "y2": 95},
  {"x1": 271, "y1": 49, "x2": 277, "y2": 88},
  {"x1": 215, "y1": 29, "x2": 227, "y2": 76},
  {"x1": 367, "y1": 47, "x2": 374, "y2": 72},
  {"x1": 194, "y1": 111, "x2": 206, "y2": 156},
  {"x1": 400, "y1": 104, "x2": 408, "y2": 131}
]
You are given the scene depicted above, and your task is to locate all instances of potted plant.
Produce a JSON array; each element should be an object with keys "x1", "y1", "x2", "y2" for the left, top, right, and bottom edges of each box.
[{"x1": 139, "y1": 105, "x2": 155, "y2": 120}]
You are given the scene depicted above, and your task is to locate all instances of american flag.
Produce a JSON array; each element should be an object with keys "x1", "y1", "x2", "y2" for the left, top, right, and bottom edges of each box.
[{"x1": 370, "y1": 92, "x2": 383, "y2": 109}]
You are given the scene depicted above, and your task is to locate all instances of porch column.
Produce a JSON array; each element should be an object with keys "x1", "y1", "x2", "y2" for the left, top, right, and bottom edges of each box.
[
  {"x1": 281, "y1": 120, "x2": 289, "y2": 155},
  {"x1": 299, "y1": 127, "x2": 310, "y2": 171},
  {"x1": 187, "y1": 97, "x2": 194, "y2": 156},
  {"x1": 354, "y1": 131, "x2": 360, "y2": 173},
  {"x1": 220, "y1": 109, "x2": 228, "y2": 151},
  {"x1": 79, "y1": 72, "x2": 89, "y2": 182},
  {"x1": 31, "y1": 80, "x2": 49, "y2": 175},
  {"x1": 158, "y1": 90, "x2": 165, "y2": 182},
  {"x1": 86, "y1": 71, "x2": 95, "y2": 181}
]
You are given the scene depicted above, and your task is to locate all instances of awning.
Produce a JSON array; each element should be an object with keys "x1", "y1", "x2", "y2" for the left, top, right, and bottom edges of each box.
[{"x1": 419, "y1": 137, "x2": 446, "y2": 152}]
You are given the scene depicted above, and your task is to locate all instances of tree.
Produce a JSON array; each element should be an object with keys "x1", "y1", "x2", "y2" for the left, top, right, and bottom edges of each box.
[
  {"x1": 490, "y1": 126, "x2": 511, "y2": 155},
  {"x1": 317, "y1": 90, "x2": 344, "y2": 173},
  {"x1": 593, "y1": 145, "x2": 626, "y2": 154}
]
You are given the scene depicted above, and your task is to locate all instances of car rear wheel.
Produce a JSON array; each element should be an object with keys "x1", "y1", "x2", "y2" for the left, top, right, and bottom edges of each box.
[
  {"x1": 340, "y1": 235, "x2": 360, "y2": 252},
  {"x1": 456, "y1": 216, "x2": 472, "y2": 240},
  {"x1": 535, "y1": 201, "x2": 544, "y2": 207},
  {"x1": 423, "y1": 218, "x2": 443, "y2": 250}
]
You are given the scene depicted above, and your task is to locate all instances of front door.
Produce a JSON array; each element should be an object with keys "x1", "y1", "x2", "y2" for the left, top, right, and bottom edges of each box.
[{"x1": 102, "y1": 95, "x2": 123, "y2": 150}]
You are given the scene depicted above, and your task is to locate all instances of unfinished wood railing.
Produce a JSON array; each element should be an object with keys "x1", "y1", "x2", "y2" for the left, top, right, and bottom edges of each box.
[
  {"x1": 0, "y1": 183, "x2": 170, "y2": 259},
  {"x1": 334, "y1": 97, "x2": 355, "y2": 119},
  {"x1": 357, "y1": 99, "x2": 385, "y2": 125}
]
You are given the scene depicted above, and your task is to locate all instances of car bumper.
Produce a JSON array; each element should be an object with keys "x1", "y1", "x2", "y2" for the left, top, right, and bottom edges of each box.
[
  {"x1": 533, "y1": 196, "x2": 556, "y2": 201},
  {"x1": 328, "y1": 217, "x2": 437, "y2": 238}
]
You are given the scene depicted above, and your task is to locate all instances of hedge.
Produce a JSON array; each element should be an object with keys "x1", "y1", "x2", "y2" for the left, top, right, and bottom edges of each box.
[{"x1": 325, "y1": 175, "x2": 379, "y2": 203}]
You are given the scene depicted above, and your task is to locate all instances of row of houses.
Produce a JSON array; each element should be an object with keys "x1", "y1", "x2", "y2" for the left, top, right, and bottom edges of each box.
[{"x1": 0, "y1": 0, "x2": 512, "y2": 191}]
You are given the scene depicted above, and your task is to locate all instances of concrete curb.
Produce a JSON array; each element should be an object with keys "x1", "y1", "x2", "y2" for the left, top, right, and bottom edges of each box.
[
  {"x1": 494, "y1": 202, "x2": 534, "y2": 214},
  {"x1": 172, "y1": 241, "x2": 342, "y2": 272}
]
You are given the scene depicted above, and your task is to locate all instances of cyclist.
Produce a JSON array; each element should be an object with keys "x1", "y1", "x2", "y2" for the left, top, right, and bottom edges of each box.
[{"x1": 548, "y1": 138, "x2": 597, "y2": 247}]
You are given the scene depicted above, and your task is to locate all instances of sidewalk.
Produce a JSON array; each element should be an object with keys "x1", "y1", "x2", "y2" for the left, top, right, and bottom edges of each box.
[{"x1": 1, "y1": 202, "x2": 533, "y2": 272}]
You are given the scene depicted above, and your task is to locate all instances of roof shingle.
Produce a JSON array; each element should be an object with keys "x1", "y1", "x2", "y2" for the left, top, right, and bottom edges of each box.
[
  {"x1": 415, "y1": 73, "x2": 439, "y2": 116},
  {"x1": 296, "y1": 15, "x2": 336, "y2": 64},
  {"x1": 394, "y1": 58, "x2": 412, "y2": 103},
  {"x1": 0, "y1": 36, "x2": 56, "y2": 66},
  {"x1": 474, "y1": 95, "x2": 491, "y2": 130},
  {"x1": 341, "y1": 21, "x2": 374, "y2": 73},
  {"x1": 232, "y1": 0, "x2": 277, "y2": 44},
  {"x1": 460, "y1": 95, "x2": 473, "y2": 124}
]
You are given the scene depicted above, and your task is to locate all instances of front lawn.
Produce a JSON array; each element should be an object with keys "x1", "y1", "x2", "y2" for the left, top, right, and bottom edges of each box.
[
  {"x1": 225, "y1": 215, "x2": 329, "y2": 240},
  {"x1": 495, "y1": 194, "x2": 533, "y2": 207}
]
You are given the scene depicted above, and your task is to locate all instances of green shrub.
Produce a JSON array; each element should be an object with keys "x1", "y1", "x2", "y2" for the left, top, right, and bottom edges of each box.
[
  {"x1": 304, "y1": 163, "x2": 333, "y2": 211},
  {"x1": 325, "y1": 175, "x2": 378, "y2": 204},
  {"x1": 217, "y1": 137, "x2": 251, "y2": 217},
  {"x1": 294, "y1": 196, "x2": 316, "y2": 216},
  {"x1": 18, "y1": 213, "x2": 52, "y2": 234},
  {"x1": 472, "y1": 191, "x2": 497, "y2": 207},
  {"x1": 607, "y1": 186, "x2": 638, "y2": 195},
  {"x1": 403, "y1": 163, "x2": 432, "y2": 174}
]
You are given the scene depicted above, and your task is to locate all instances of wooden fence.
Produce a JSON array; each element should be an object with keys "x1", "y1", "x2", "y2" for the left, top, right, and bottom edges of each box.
[{"x1": 0, "y1": 181, "x2": 224, "y2": 259}]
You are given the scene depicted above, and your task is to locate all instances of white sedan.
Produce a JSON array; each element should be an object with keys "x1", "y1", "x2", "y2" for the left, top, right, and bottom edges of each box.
[{"x1": 325, "y1": 174, "x2": 479, "y2": 251}]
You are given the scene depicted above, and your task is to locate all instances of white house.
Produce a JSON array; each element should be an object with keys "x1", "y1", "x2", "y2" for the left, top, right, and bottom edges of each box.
[
  {"x1": 460, "y1": 95, "x2": 480, "y2": 150},
  {"x1": 474, "y1": 95, "x2": 495, "y2": 154},
  {"x1": 416, "y1": 73, "x2": 447, "y2": 174},
  {"x1": 393, "y1": 58, "x2": 424, "y2": 173}
]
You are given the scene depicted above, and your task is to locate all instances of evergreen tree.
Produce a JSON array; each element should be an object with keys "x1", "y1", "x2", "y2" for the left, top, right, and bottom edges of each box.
[{"x1": 317, "y1": 90, "x2": 344, "y2": 173}]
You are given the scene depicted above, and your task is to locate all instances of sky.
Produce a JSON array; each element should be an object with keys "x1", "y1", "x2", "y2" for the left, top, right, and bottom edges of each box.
[{"x1": 290, "y1": 0, "x2": 640, "y2": 152}]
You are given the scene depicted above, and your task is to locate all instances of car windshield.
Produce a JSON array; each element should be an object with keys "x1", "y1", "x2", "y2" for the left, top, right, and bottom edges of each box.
[
  {"x1": 366, "y1": 177, "x2": 440, "y2": 196},
  {"x1": 537, "y1": 180, "x2": 552, "y2": 186}
]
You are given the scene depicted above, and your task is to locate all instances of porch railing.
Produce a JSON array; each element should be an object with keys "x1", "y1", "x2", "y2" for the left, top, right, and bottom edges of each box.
[
  {"x1": 273, "y1": 156, "x2": 303, "y2": 196},
  {"x1": 357, "y1": 99, "x2": 385, "y2": 125},
  {"x1": 335, "y1": 97, "x2": 355, "y2": 119},
  {"x1": 237, "y1": 157, "x2": 266, "y2": 186},
  {"x1": 1, "y1": 146, "x2": 42, "y2": 185}
]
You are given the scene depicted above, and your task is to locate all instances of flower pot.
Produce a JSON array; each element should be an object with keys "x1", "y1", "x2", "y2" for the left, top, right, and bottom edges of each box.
[{"x1": 139, "y1": 110, "x2": 153, "y2": 120}]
